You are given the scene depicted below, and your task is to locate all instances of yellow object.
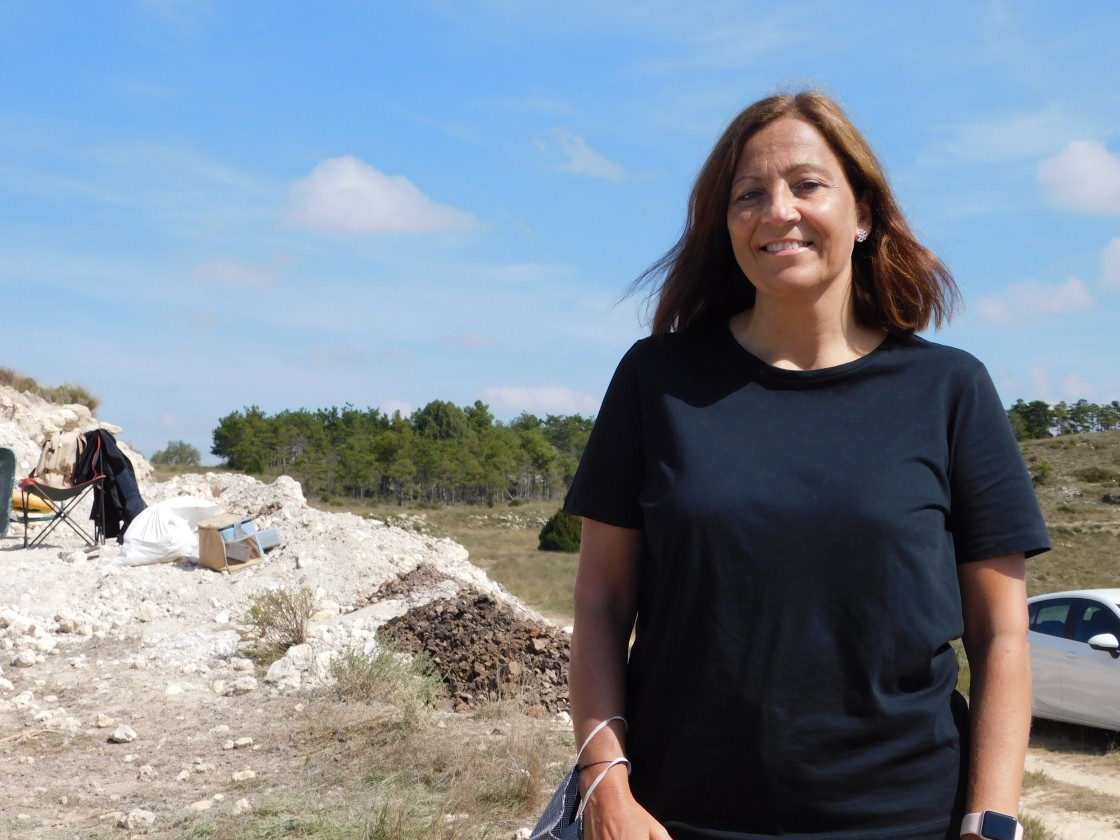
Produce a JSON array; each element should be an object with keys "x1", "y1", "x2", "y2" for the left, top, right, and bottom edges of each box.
[{"x1": 12, "y1": 488, "x2": 53, "y2": 513}]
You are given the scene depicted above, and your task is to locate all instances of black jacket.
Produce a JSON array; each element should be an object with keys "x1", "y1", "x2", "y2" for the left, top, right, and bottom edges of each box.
[{"x1": 73, "y1": 430, "x2": 147, "y2": 541}]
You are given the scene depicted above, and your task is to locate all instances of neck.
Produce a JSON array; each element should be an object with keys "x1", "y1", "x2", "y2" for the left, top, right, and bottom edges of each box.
[{"x1": 729, "y1": 296, "x2": 886, "y2": 371}]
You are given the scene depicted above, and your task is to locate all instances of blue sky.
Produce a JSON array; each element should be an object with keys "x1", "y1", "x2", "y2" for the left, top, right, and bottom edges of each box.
[{"x1": 3, "y1": 1, "x2": 1119, "y2": 464}]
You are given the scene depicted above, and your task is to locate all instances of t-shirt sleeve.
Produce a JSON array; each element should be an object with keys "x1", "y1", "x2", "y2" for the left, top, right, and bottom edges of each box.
[
  {"x1": 564, "y1": 342, "x2": 646, "y2": 529},
  {"x1": 947, "y1": 362, "x2": 1051, "y2": 563}
]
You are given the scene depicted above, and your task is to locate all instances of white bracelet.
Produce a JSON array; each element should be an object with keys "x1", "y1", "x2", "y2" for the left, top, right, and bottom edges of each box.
[
  {"x1": 575, "y1": 715, "x2": 627, "y2": 765},
  {"x1": 573, "y1": 757, "x2": 632, "y2": 821}
]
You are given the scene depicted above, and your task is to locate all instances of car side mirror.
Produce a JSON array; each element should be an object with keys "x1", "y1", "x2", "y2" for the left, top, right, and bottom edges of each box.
[{"x1": 1087, "y1": 632, "x2": 1120, "y2": 657}]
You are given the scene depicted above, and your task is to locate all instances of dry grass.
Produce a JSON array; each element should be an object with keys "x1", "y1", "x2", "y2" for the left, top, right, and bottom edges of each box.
[
  {"x1": 1018, "y1": 811, "x2": 1058, "y2": 840},
  {"x1": 1022, "y1": 430, "x2": 1120, "y2": 597},
  {"x1": 182, "y1": 644, "x2": 572, "y2": 840},
  {"x1": 1029, "y1": 717, "x2": 1120, "y2": 757},
  {"x1": 0, "y1": 365, "x2": 100, "y2": 411},
  {"x1": 1020, "y1": 765, "x2": 1119, "y2": 817},
  {"x1": 323, "y1": 643, "x2": 446, "y2": 731}
]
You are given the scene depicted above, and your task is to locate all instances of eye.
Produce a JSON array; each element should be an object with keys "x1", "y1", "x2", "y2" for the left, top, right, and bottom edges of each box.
[
  {"x1": 732, "y1": 188, "x2": 763, "y2": 203},
  {"x1": 797, "y1": 180, "x2": 823, "y2": 193}
]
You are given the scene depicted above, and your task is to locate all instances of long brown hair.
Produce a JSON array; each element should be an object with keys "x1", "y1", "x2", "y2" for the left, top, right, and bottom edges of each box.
[{"x1": 635, "y1": 90, "x2": 958, "y2": 336}]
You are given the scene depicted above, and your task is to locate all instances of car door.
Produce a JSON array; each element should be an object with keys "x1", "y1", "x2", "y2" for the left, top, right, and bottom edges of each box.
[
  {"x1": 1059, "y1": 599, "x2": 1120, "y2": 730},
  {"x1": 1027, "y1": 598, "x2": 1076, "y2": 717}
]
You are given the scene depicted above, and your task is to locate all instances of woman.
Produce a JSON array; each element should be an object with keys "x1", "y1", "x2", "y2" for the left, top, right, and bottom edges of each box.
[{"x1": 564, "y1": 91, "x2": 1050, "y2": 840}]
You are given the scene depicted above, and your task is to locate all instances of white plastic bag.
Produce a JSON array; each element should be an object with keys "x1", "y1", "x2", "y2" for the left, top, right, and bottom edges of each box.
[{"x1": 116, "y1": 496, "x2": 222, "y2": 566}]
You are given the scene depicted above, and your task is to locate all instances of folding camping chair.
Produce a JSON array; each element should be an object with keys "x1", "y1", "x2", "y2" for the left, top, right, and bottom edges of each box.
[
  {"x1": 1, "y1": 447, "x2": 16, "y2": 540},
  {"x1": 19, "y1": 473, "x2": 106, "y2": 549}
]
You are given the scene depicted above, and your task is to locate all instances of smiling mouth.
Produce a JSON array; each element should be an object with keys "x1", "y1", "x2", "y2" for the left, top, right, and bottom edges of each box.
[{"x1": 762, "y1": 240, "x2": 812, "y2": 253}]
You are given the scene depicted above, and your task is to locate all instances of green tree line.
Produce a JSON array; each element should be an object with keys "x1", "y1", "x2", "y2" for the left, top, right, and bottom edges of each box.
[
  {"x1": 207, "y1": 397, "x2": 1120, "y2": 505},
  {"x1": 210, "y1": 400, "x2": 593, "y2": 505},
  {"x1": 1007, "y1": 399, "x2": 1120, "y2": 440}
]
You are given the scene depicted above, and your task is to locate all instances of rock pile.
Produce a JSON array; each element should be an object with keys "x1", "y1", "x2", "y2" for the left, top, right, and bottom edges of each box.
[{"x1": 379, "y1": 577, "x2": 570, "y2": 714}]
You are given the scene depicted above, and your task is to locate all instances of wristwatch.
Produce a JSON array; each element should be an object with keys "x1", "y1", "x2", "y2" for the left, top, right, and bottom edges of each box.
[{"x1": 961, "y1": 811, "x2": 1022, "y2": 840}]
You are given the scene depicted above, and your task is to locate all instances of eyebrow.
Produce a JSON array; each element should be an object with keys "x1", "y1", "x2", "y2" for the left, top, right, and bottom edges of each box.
[{"x1": 731, "y1": 162, "x2": 825, "y2": 187}]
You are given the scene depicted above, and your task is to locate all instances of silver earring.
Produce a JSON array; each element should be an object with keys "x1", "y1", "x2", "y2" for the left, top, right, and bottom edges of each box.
[{"x1": 856, "y1": 229, "x2": 868, "y2": 243}]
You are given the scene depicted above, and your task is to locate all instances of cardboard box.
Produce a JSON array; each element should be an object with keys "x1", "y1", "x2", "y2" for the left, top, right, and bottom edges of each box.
[{"x1": 197, "y1": 514, "x2": 265, "y2": 573}]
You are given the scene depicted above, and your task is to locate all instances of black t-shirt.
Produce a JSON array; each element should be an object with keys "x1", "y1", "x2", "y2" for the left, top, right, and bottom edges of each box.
[{"x1": 564, "y1": 324, "x2": 1050, "y2": 840}]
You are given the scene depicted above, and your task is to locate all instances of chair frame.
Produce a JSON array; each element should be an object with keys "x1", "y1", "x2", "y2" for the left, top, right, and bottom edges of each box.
[
  {"x1": 1, "y1": 446, "x2": 15, "y2": 540},
  {"x1": 20, "y1": 475, "x2": 106, "y2": 549}
]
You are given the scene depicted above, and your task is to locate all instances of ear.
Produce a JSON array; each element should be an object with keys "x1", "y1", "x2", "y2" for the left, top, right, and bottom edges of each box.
[{"x1": 855, "y1": 193, "x2": 872, "y2": 237}]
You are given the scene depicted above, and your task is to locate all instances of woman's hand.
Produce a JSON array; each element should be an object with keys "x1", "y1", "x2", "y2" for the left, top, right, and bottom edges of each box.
[{"x1": 582, "y1": 771, "x2": 672, "y2": 840}]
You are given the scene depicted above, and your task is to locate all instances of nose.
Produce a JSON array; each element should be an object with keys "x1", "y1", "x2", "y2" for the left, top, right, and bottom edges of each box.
[{"x1": 762, "y1": 185, "x2": 798, "y2": 224}]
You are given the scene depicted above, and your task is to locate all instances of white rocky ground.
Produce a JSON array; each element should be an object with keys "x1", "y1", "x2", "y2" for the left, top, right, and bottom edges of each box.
[{"x1": 1, "y1": 386, "x2": 558, "y2": 836}]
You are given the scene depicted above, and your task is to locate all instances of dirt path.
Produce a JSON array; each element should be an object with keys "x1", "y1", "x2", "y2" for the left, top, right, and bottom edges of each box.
[{"x1": 1024, "y1": 745, "x2": 1120, "y2": 839}]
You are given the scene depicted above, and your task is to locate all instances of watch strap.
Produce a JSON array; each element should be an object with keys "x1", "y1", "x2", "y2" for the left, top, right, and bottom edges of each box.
[{"x1": 961, "y1": 811, "x2": 1023, "y2": 840}]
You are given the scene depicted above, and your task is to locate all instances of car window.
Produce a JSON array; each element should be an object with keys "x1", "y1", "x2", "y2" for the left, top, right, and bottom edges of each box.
[
  {"x1": 1072, "y1": 603, "x2": 1120, "y2": 643},
  {"x1": 1028, "y1": 600, "x2": 1073, "y2": 638}
]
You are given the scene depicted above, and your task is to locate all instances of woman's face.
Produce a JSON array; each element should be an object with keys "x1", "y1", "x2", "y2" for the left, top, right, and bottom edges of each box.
[{"x1": 727, "y1": 117, "x2": 870, "y2": 308}]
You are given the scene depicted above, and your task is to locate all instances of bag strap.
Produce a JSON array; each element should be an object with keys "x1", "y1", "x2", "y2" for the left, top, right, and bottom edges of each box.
[
  {"x1": 575, "y1": 716, "x2": 627, "y2": 766},
  {"x1": 573, "y1": 757, "x2": 632, "y2": 821}
]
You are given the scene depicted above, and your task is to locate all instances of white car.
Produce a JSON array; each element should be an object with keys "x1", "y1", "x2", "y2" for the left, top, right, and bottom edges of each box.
[{"x1": 1027, "y1": 588, "x2": 1120, "y2": 732}]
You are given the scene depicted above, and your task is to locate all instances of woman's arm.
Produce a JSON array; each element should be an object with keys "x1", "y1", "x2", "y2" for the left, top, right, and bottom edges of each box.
[
  {"x1": 568, "y1": 518, "x2": 670, "y2": 840},
  {"x1": 958, "y1": 553, "x2": 1031, "y2": 838}
]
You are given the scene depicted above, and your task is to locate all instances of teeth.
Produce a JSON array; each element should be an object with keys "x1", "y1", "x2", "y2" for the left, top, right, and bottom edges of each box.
[{"x1": 764, "y1": 241, "x2": 810, "y2": 253}]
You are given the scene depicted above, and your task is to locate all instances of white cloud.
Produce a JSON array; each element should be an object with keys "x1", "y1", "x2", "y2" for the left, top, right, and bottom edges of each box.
[
  {"x1": 1102, "y1": 238, "x2": 1120, "y2": 288},
  {"x1": 287, "y1": 156, "x2": 476, "y2": 233},
  {"x1": 483, "y1": 384, "x2": 601, "y2": 416},
  {"x1": 539, "y1": 130, "x2": 625, "y2": 182},
  {"x1": 924, "y1": 104, "x2": 1089, "y2": 166},
  {"x1": 1038, "y1": 140, "x2": 1120, "y2": 213},
  {"x1": 974, "y1": 276, "x2": 1094, "y2": 324},
  {"x1": 193, "y1": 256, "x2": 278, "y2": 288}
]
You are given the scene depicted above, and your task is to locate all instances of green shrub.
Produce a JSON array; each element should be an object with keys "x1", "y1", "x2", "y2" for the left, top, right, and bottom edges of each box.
[
  {"x1": 46, "y1": 382, "x2": 100, "y2": 411},
  {"x1": 150, "y1": 440, "x2": 201, "y2": 466},
  {"x1": 1074, "y1": 466, "x2": 1120, "y2": 484},
  {"x1": 1031, "y1": 461, "x2": 1054, "y2": 486},
  {"x1": 325, "y1": 642, "x2": 445, "y2": 729},
  {"x1": 538, "y1": 509, "x2": 582, "y2": 553},
  {"x1": 238, "y1": 586, "x2": 316, "y2": 662}
]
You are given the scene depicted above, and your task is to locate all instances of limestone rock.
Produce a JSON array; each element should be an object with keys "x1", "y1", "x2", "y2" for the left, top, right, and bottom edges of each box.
[
  {"x1": 226, "y1": 676, "x2": 257, "y2": 695},
  {"x1": 11, "y1": 650, "x2": 37, "y2": 668},
  {"x1": 109, "y1": 725, "x2": 137, "y2": 744},
  {"x1": 118, "y1": 809, "x2": 156, "y2": 830}
]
